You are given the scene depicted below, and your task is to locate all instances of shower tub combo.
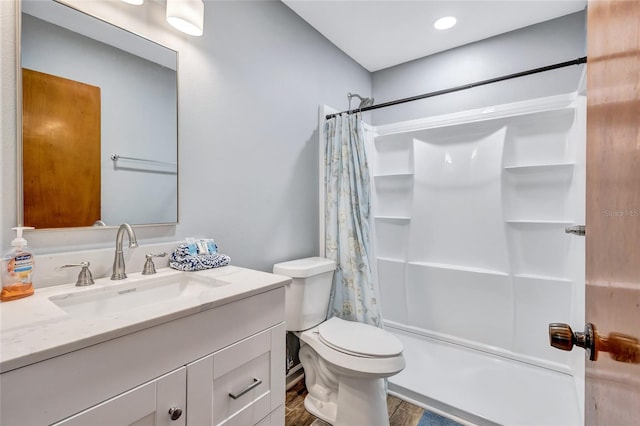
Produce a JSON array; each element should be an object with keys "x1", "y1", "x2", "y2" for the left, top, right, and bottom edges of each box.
[{"x1": 367, "y1": 93, "x2": 586, "y2": 425}]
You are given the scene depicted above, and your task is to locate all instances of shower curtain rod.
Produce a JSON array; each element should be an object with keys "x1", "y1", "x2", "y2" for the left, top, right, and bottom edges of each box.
[{"x1": 325, "y1": 56, "x2": 587, "y2": 120}]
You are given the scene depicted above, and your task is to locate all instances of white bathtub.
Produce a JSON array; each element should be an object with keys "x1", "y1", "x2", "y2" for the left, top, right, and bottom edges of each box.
[{"x1": 387, "y1": 327, "x2": 582, "y2": 426}]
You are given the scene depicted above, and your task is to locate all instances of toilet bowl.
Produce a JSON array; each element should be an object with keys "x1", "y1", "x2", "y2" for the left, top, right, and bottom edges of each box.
[{"x1": 273, "y1": 257, "x2": 405, "y2": 426}]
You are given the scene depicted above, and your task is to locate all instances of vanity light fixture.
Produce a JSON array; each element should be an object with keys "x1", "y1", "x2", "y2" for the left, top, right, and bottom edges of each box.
[
  {"x1": 434, "y1": 16, "x2": 457, "y2": 30},
  {"x1": 120, "y1": 0, "x2": 144, "y2": 5},
  {"x1": 166, "y1": 0, "x2": 204, "y2": 37}
]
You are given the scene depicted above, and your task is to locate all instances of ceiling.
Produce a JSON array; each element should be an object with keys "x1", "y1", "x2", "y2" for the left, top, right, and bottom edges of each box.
[{"x1": 282, "y1": 1, "x2": 586, "y2": 72}]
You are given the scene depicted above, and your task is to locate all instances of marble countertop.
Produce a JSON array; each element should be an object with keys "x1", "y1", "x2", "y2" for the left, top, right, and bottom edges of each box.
[{"x1": 0, "y1": 266, "x2": 290, "y2": 373}]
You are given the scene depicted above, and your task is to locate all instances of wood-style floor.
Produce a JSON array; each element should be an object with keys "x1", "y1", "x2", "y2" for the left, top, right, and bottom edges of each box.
[{"x1": 285, "y1": 379, "x2": 424, "y2": 426}]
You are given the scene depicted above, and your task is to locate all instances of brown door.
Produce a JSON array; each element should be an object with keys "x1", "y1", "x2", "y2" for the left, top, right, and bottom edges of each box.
[
  {"x1": 549, "y1": 1, "x2": 640, "y2": 423},
  {"x1": 585, "y1": 0, "x2": 640, "y2": 424},
  {"x1": 22, "y1": 68, "x2": 101, "y2": 229}
]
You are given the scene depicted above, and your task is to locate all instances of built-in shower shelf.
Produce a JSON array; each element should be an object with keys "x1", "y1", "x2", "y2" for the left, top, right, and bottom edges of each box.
[
  {"x1": 505, "y1": 220, "x2": 574, "y2": 225},
  {"x1": 374, "y1": 172, "x2": 414, "y2": 179},
  {"x1": 408, "y1": 261, "x2": 509, "y2": 277},
  {"x1": 513, "y1": 273, "x2": 572, "y2": 283},
  {"x1": 503, "y1": 163, "x2": 575, "y2": 173},
  {"x1": 374, "y1": 216, "x2": 411, "y2": 222},
  {"x1": 377, "y1": 257, "x2": 406, "y2": 264}
]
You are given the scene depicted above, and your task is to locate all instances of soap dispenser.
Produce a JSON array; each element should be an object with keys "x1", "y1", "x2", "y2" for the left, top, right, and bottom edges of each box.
[{"x1": 1, "y1": 226, "x2": 35, "y2": 302}]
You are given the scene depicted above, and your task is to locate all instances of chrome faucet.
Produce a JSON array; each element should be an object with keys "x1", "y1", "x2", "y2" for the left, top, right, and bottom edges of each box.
[{"x1": 111, "y1": 223, "x2": 139, "y2": 280}]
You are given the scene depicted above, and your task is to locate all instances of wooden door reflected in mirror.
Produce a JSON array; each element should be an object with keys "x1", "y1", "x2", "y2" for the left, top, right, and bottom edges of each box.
[{"x1": 22, "y1": 68, "x2": 101, "y2": 228}]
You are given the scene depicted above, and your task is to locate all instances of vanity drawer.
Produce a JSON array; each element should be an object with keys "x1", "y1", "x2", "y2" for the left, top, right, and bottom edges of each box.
[{"x1": 187, "y1": 323, "x2": 285, "y2": 426}]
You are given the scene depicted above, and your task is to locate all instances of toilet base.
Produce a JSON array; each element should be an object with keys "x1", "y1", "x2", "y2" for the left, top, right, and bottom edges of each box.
[
  {"x1": 299, "y1": 342, "x2": 392, "y2": 426},
  {"x1": 335, "y1": 375, "x2": 389, "y2": 426},
  {"x1": 304, "y1": 393, "x2": 337, "y2": 425},
  {"x1": 303, "y1": 374, "x2": 390, "y2": 426}
]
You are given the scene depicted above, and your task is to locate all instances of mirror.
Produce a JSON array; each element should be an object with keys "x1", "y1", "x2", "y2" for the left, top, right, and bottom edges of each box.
[{"x1": 19, "y1": 0, "x2": 178, "y2": 229}]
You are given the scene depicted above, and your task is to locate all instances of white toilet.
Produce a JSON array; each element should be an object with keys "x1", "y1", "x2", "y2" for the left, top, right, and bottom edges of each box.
[{"x1": 273, "y1": 257, "x2": 405, "y2": 426}]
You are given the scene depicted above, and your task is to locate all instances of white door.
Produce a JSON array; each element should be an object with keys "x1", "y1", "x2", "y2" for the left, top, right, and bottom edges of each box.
[{"x1": 52, "y1": 368, "x2": 186, "y2": 426}]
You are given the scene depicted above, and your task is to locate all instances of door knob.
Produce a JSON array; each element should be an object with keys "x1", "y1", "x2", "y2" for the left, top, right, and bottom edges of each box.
[
  {"x1": 549, "y1": 323, "x2": 596, "y2": 360},
  {"x1": 549, "y1": 323, "x2": 640, "y2": 363}
]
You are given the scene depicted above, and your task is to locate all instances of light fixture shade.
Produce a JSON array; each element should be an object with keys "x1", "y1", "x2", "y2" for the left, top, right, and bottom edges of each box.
[
  {"x1": 166, "y1": 0, "x2": 204, "y2": 37},
  {"x1": 121, "y1": 0, "x2": 144, "y2": 5}
]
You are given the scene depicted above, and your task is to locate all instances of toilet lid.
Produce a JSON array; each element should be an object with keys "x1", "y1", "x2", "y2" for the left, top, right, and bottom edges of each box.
[{"x1": 318, "y1": 317, "x2": 403, "y2": 358}]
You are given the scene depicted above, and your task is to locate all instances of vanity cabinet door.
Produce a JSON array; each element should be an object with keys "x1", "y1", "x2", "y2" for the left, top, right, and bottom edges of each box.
[
  {"x1": 187, "y1": 323, "x2": 285, "y2": 426},
  {"x1": 52, "y1": 367, "x2": 186, "y2": 426}
]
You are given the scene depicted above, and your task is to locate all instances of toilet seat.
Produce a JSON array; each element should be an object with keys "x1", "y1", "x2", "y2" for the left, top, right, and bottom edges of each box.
[
  {"x1": 318, "y1": 317, "x2": 403, "y2": 358},
  {"x1": 299, "y1": 324, "x2": 405, "y2": 378}
]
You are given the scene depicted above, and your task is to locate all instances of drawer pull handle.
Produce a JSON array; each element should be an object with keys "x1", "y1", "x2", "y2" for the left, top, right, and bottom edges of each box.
[{"x1": 229, "y1": 378, "x2": 262, "y2": 399}]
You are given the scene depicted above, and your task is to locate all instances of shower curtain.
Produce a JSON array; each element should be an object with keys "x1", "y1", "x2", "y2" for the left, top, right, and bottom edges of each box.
[{"x1": 324, "y1": 112, "x2": 381, "y2": 327}]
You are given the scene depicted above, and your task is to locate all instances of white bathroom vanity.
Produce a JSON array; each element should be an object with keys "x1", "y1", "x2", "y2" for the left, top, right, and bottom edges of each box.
[{"x1": 0, "y1": 266, "x2": 289, "y2": 426}]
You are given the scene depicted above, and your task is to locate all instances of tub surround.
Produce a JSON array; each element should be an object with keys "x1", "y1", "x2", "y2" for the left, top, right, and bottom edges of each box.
[
  {"x1": 370, "y1": 93, "x2": 585, "y2": 425},
  {"x1": 0, "y1": 265, "x2": 290, "y2": 372}
]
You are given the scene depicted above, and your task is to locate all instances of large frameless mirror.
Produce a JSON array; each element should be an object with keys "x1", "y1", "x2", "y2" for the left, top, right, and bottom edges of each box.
[{"x1": 19, "y1": 0, "x2": 178, "y2": 229}]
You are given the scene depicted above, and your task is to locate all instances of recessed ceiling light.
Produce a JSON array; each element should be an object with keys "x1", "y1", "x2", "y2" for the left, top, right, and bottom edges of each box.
[{"x1": 434, "y1": 16, "x2": 457, "y2": 30}]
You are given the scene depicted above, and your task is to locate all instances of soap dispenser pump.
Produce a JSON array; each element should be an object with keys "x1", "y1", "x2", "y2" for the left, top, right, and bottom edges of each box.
[{"x1": 1, "y1": 226, "x2": 36, "y2": 302}]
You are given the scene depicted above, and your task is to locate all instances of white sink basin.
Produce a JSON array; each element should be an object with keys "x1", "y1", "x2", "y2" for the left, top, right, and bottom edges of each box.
[{"x1": 49, "y1": 273, "x2": 231, "y2": 319}]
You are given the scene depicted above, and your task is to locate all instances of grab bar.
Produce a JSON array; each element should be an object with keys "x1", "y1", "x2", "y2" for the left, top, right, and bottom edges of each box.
[{"x1": 111, "y1": 154, "x2": 176, "y2": 166}]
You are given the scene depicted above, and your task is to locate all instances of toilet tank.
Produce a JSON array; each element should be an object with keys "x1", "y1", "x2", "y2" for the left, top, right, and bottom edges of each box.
[{"x1": 273, "y1": 257, "x2": 336, "y2": 332}]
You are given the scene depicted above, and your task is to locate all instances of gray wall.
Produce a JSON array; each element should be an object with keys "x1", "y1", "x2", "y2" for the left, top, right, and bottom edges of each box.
[
  {"x1": 0, "y1": 2, "x2": 585, "y2": 274},
  {"x1": 1, "y1": 0, "x2": 370, "y2": 272},
  {"x1": 371, "y1": 11, "x2": 586, "y2": 125},
  {"x1": 176, "y1": 1, "x2": 371, "y2": 271}
]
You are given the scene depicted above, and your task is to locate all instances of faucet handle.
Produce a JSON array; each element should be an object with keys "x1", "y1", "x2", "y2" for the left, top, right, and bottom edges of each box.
[
  {"x1": 142, "y1": 253, "x2": 168, "y2": 275},
  {"x1": 60, "y1": 261, "x2": 95, "y2": 287}
]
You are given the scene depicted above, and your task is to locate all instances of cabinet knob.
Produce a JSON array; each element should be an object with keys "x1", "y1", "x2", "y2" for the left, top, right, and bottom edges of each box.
[{"x1": 168, "y1": 407, "x2": 183, "y2": 421}]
